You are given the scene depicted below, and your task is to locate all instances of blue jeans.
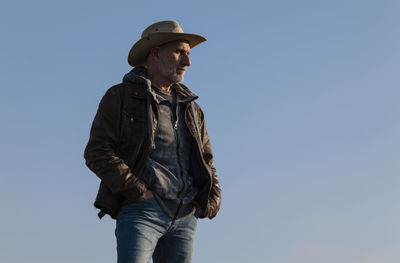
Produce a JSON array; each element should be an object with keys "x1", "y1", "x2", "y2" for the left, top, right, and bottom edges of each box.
[{"x1": 115, "y1": 198, "x2": 198, "y2": 263}]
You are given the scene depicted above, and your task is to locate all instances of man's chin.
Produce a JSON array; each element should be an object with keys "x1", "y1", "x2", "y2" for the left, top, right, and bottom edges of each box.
[{"x1": 170, "y1": 74, "x2": 184, "y2": 84}]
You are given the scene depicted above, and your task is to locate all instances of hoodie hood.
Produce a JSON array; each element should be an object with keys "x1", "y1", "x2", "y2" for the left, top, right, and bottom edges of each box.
[{"x1": 123, "y1": 66, "x2": 148, "y2": 84}]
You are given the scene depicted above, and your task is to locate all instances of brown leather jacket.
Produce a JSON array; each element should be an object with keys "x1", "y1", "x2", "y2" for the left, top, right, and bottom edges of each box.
[{"x1": 84, "y1": 74, "x2": 221, "y2": 220}]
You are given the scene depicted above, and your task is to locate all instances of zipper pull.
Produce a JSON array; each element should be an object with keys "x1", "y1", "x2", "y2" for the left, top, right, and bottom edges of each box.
[{"x1": 174, "y1": 121, "x2": 178, "y2": 130}]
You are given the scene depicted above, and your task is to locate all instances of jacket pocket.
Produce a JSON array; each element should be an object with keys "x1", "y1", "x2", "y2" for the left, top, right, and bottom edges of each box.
[
  {"x1": 124, "y1": 110, "x2": 146, "y2": 123},
  {"x1": 119, "y1": 110, "x2": 147, "y2": 157}
]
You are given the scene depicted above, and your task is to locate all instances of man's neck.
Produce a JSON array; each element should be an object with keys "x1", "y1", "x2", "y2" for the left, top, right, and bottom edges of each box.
[
  {"x1": 151, "y1": 79, "x2": 172, "y2": 92},
  {"x1": 147, "y1": 71, "x2": 172, "y2": 92}
]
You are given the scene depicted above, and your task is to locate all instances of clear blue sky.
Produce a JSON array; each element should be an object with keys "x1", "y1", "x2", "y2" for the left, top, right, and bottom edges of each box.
[{"x1": 1, "y1": 0, "x2": 399, "y2": 262}]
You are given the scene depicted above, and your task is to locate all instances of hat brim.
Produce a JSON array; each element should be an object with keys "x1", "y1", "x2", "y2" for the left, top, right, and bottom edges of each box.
[{"x1": 128, "y1": 32, "x2": 206, "y2": 67}]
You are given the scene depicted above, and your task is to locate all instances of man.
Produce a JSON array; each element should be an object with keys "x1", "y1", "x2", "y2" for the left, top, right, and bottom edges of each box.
[{"x1": 84, "y1": 20, "x2": 221, "y2": 263}]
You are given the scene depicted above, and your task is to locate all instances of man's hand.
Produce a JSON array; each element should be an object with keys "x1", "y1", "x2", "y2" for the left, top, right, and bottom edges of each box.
[{"x1": 138, "y1": 189, "x2": 154, "y2": 201}]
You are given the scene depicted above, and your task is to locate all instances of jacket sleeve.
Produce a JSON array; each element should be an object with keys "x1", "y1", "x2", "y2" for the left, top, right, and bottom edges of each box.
[
  {"x1": 84, "y1": 87, "x2": 147, "y2": 200},
  {"x1": 198, "y1": 107, "x2": 222, "y2": 219}
]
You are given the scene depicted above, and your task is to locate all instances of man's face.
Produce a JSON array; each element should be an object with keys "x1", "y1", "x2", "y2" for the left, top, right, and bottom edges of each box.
[{"x1": 156, "y1": 40, "x2": 191, "y2": 84}]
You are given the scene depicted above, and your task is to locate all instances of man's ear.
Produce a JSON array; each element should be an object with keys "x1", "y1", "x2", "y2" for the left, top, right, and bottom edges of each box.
[{"x1": 149, "y1": 47, "x2": 160, "y2": 59}]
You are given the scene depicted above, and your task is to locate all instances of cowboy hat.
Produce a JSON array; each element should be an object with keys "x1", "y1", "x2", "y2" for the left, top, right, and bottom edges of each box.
[{"x1": 128, "y1": 20, "x2": 207, "y2": 67}]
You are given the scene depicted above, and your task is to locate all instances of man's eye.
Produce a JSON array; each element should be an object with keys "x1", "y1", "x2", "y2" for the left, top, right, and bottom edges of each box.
[{"x1": 175, "y1": 50, "x2": 189, "y2": 55}]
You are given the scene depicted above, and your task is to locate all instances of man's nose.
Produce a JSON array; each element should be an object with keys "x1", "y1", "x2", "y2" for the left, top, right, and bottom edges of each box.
[{"x1": 181, "y1": 54, "x2": 191, "y2": 66}]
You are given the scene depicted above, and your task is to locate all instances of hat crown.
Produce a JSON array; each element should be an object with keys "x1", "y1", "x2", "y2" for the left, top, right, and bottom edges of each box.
[{"x1": 141, "y1": 20, "x2": 184, "y2": 38}]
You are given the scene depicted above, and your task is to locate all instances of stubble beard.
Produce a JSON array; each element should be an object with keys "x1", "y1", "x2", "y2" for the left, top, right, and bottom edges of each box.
[
  {"x1": 169, "y1": 72, "x2": 184, "y2": 84},
  {"x1": 159, "y1": 61, "x2": 184, "y2": 84}
]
